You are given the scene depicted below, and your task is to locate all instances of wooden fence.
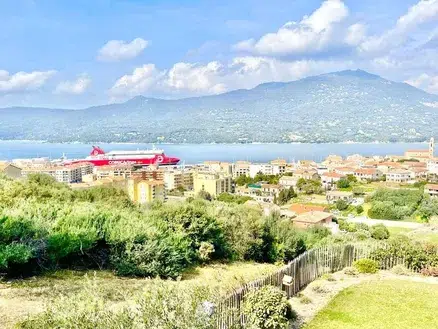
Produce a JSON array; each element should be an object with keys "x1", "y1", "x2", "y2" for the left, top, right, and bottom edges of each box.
[{"x1": 214, "y1": 242, "x2": 413, "y2": 328}]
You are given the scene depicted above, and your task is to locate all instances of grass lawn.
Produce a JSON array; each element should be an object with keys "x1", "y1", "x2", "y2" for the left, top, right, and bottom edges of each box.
[
  {"x1": 387, "y1": 226, "x2": 414, "y2": 236},
  {"x1": 304, "y1": 280, "x2": 438, "y2": 329}
]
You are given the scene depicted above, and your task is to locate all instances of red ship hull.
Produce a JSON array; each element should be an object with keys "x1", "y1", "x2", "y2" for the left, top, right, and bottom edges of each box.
[{"x1": 69, "y1": 146, "x2": 180, "y2": 167}]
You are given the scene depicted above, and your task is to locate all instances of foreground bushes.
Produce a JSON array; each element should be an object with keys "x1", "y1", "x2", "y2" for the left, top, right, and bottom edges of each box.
[
  {"x1": 243, "y1": 286, "x2": 295, "y2": 329},
  {"x1": 0, "y1": 174, "x2": 322, "y2": 278},
  {"x1": 353, "y1": 259, "x2": 379, "y2": 274},
  {"x1": 19, "y1": 278, "x2": 215, "y2": 329}
]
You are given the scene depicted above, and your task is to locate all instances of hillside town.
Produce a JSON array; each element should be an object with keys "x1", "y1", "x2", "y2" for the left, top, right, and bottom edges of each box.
[{"x1": 1, "y1": 138, "x2": 438, "y2": 229}]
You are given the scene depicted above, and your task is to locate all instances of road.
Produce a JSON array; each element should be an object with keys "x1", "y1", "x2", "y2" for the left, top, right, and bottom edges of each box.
[{"x1": 345, "y1": 216, "x2": 424, "y2": 229}]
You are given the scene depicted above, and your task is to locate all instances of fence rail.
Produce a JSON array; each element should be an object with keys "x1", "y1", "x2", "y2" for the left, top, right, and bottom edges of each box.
[{"x1": 214, "y1": 242, "x2": 419, "y2": 328}]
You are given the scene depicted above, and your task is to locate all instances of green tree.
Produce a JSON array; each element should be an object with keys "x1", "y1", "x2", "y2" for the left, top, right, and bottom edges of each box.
[
  {"x1": 296, "y1": 178, "x2": 322, "y2": 194},
  {"x1": 336, "y1": 199, "x2": 349, "y2": 211},
  {"x1": 336, "y1": 178, "x2": 350, "y2": 189}
]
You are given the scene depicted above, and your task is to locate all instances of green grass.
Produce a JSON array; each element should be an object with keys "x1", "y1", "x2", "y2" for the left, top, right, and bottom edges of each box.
[
  {"x1": 304, "y1": 280, "x2": 438, "y2": 329},
  {"x1": 387, "y1": 227, "x2": 414, "y2": 236}
]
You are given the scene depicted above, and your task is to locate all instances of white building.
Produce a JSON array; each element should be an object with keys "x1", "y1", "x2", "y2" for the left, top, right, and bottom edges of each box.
[
  {"x1": 386, "y1": 170, "x2": 412, "y2": 183},
  {"x1": 163, "y1": 170, "x2": 193, "y2": 191},
  {"x1": 279, "y1": 176, "x2": 299, "y2": 188},
  {"x1": 249, "y1": 163, "x2": 274, "y2": 178}
]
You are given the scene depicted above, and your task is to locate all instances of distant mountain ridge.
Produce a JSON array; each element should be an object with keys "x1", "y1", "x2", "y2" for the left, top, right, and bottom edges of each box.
[{"x1": 1, "y1": 69, "x2": 438, "y2": 143}]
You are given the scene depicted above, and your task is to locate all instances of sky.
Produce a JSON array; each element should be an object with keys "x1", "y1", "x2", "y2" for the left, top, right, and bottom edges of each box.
[{"x1": 0, "y1": 0, "x2": 438, "y2": 108}]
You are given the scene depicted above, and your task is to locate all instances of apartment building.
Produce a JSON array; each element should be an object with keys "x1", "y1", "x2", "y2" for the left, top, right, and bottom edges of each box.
[
  {"x1": 163, "y1": 170, "x2": 194, "y2": 191},
  {"x1": 279, "y1": 175, "x2": 299, "y2": 188},
  {"x1": 203, "y1": 161, "x2": 234, "y2": 175},
  {"x1": 127, "y1": 177, "x2": 166, "y2": 204},
  {"x1": 249, "y1": 163, "x2": 274, "y2": 178},
  {"x1": 234, "y1": 161, "x2": 250, "y2": 177},
  {"x1": 21, "y1": 163, "x2": 92, "y2": 183},
  {"x1": 193, "y1": 172, "x2": 232, "y2": 197},
  {"x1": 270, "y1": 159, "x2": 287, "y2": 175}
]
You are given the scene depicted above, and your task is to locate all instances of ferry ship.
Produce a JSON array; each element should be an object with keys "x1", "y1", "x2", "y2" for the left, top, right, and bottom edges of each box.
[{"x1": 70, "y1": 146, "x2": 180, "y2": 167}]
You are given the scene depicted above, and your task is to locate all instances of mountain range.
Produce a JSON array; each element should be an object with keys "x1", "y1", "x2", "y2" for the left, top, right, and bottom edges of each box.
[{"x1": 1, "y1": 69, "x2": 438, "y2": 143}]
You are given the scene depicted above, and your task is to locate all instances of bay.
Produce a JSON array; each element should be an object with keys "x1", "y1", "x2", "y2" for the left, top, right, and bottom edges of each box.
[{"x1": 0, "y1": 141, "x2": 434, "y2": 164}]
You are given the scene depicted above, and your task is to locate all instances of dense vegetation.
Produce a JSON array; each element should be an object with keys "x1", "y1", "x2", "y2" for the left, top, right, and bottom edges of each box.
[
  {"x1": 234, "y1": 173, "x2": 280, "y2": 186},
  {"x1": 0, "y1": 174, "x2": 328, "y2": 279},
  {"x1": 366, "y1": 188, "x2": 438, "y2": 221}
]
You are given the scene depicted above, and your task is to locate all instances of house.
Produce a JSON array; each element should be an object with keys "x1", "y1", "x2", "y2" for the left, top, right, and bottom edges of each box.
[
  {"x1": 353, "y1": 168, "x2": 382, "y2": 181},
  {"x1": 326, "y1": 191, "x2": 354, "y2": 204},
  {"x1": 334, "y1": 167, "x2": 356, "y2": 176},
  {"x1": 386, "y1": 170, "x2": 412, "y2": 183},
  {"x1": 279, "y1": 175, "x2": 299, "y2": 188},
  {"x1": 289, "y1": 203, "x2": 329, "y2": 215},
  {"x1": 0, "y1": 162, "x2": 22, "y2": 179},
  {"x1": 409, "y1": 167, "x2": 428, "y2": 180},
  {"x1": 404, "y1": 138, "x2": 434, "y2": 160},
  {"x1": 321, "y1": 172, "x2": 345, "y2": 190},
  {"x1": 293, "y1": 169, "x2": 319, "y2": 180},
  {"x1": 261, "y1": 184, "x2": 282, "y2": 197},
  {"x1": 291, "y1": 211, "x2": 333, "y2": 228},
  {"x1": 425, "y1": 184, "x2": 438, "y2": 198}
]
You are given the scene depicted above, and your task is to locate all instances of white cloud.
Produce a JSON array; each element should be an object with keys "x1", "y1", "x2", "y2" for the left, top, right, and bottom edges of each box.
[
  {"x1": 234, "y1": 0, "x2": 349, "y2": 56},
  {"x1": 405, "y1": 73, "x2": 438, "y2": 94},
  {"x1": 109, "y1": 57, "x2": 354, "y2": 99},
  {"x1": 55, "y1": 74, "x2": 91, "y2": 95},
  {"x1": 0, "y1": 70, "x2": 56, "y2": 93},
  {"x1": 359, "y1": 0, "x2": 438, "y2": 55},
  {"x1": 97, "y1": 38, "x2": 149, "y2": 62},
  {"x1": 345, "y1": 23, "x2": 366, "y2": 46},
  {"x1": 109, "y1": 64, "x2": 165, "y2": 96},
  {"x1": 165, "y1": 62, "x2": 227, "y2": 94}
]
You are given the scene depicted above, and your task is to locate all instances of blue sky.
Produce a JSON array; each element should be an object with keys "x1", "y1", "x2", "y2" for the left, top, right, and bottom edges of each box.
[{"x1": 0, "y1": 0, "x2": 437, "y2": 108}]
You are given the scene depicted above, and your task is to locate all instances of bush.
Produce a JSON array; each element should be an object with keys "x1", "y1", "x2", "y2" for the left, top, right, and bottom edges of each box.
[
  {"x1": 243, "y1": 286, "x2": 295, "y2": 329},
  {"x1": 356, "y1": 205, "x2": 364, "y2": 214},
  {"x1": 336, "y1": 199, "x2": 349, "y2": 211},
  {"x1": 336, "y1": 178, "x2": 350, "y2": 189},
  {"x1": 353, "y1": 259, "x2": 379, "y2": 274},
  {"x1": 370, "y1": 224, "x2": 389, "y2": 240},
  {"x1": 343, "y1": 267, "x2": 359, "y2": 276},
  {"x1": 391, "y1": 265, "x2": 411, "y2": 276}
]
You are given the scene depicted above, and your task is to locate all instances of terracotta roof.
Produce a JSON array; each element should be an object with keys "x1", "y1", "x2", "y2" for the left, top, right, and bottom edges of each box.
[
  {"x1": 322, "y1": 172, "x2": 345, "y2": 178},
  {"x1": 292, "y1": 211, "x2": 333, "y2": 224},
  {"x1": 261, "y1": 184, "x2": 281, "y2": 189},
  {"x1": 354, "y1": 168, "x2": 377, "y2": 175},
  {"x1": 289, "y1": 204, "x2": 329, "y2": 215},
  {"x1": 426, "y1": 184, "x2": 438, "y2": 190}
]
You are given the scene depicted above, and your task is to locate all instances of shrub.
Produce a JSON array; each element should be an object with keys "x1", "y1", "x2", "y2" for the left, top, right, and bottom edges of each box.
[
  {"x1": 343, "y1": 267, "x2": 359, "y2": 276},
  {"x1": 336, "y1": 199, "x2": 349, "y2": 211},
  {"x1": 336, "y1": 178, "x2": 350, "y2": 189},
  {"x1": 353, "y1": 259, "x2": 379, "y2": 274},
  {"x1": 243, "y1": 286, "x2": 295, "y2": 329},
  {"x1": 370, "y1": 224, "x2": 390, "y2": 240},
  {"x1": 420, "y1": 266, "x2": 438, "y2": 277},
  {"x1": 356, "y1": 205, "x2": 364, "y2": 214},
  {"x1": 391, "y1": 265, "x2": 411, "y2": 276}
]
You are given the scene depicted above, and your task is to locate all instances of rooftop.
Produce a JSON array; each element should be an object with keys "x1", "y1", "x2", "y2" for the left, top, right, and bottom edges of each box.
[
  {"x1": 290, "y1": 204, "x2": 328, "y2": 215},
  {"x1": 292, "y1": 211, "x2": 333, "y2": 224}
]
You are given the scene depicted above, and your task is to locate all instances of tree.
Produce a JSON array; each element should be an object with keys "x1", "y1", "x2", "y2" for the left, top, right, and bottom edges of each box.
[
  {"x1": 197, "y1": 190, "x2": 212, "y2": 201},
  {"x1": 336, "y1": 199, "x2": 349, "y2": 211},
  {"x1": 356, "y1": 205, "x2": 364, "y2": 214},
  {"x1": 277, "y1": 187, "x2": 297, "y2": 205},
  {"x1": 346, "y1": 174, "x2": 357, "y2": 183},
  {"x1": 336, "y1": 178, "x2": 350, "y2": 189},
  {"x1": 296, "y1": 178, "x2": 322, "y2": 195}
]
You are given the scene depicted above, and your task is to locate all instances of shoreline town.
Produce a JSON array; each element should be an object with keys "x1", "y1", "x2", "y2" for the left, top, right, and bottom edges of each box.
[{"x1": 1, "y1": 138, "x2": 438, "y2": 227}]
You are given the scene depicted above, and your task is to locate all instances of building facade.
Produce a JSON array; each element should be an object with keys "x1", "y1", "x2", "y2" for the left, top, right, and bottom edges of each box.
[
  {"x1": 193, "y1": 172, "x2": 232, "y2": 197},
  {"x1": 0, "y1": 162, "x2": 22, "y2": 179},
  {"x1": 127, "y1": 178, "x2": 166, "y2": 204}
]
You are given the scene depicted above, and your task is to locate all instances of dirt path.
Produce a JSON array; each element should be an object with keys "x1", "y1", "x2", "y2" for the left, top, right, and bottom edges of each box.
[{"x1": 289, "y1": 270, "x2": 438, "y2": 329}]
